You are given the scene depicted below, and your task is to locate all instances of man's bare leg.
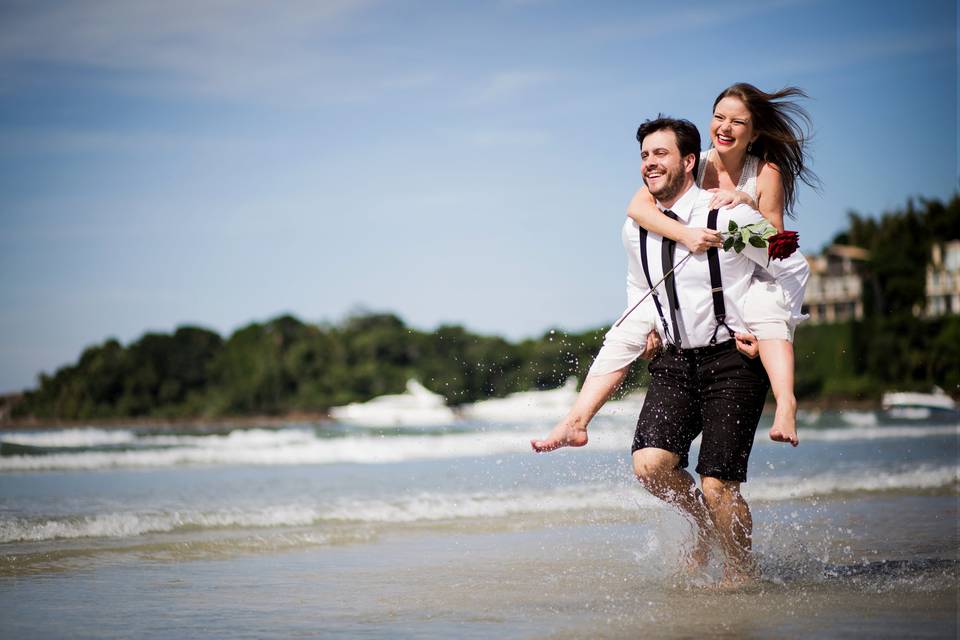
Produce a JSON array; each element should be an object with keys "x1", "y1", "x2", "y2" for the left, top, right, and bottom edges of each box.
[
  {"x1": 530, "y1": 368, "x2": 627, "y2": 452},
  {"x1": 633, "y1": 448, "x2": 715, "y2": 569},
  {"x1": 759, "y1": 339, "x2": 799, "y2": 446},
  {"x1": 700, "y1": 476, "x2": 758, "y2": 585}
]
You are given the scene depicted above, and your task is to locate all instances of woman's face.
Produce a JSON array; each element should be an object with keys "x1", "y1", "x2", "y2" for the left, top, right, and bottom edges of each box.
[{"x1": 710, "y1": 96, "x2": 758, "y2": 155}]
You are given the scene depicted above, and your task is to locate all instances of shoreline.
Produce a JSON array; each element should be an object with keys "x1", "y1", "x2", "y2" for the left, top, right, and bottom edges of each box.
[{"x1": 0, "y1": 411, "x2": 332, "y2": 431}]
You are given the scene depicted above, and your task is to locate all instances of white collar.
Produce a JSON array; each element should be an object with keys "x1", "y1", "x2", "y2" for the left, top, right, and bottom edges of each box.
[{"x1": 657, "y1": 183, "x2": 700, "y2": 222}]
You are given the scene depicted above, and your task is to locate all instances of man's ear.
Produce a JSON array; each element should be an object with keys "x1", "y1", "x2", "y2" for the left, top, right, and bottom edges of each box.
[{"x1": 683, "y1": 153, "x2": 697, "y2": 174}]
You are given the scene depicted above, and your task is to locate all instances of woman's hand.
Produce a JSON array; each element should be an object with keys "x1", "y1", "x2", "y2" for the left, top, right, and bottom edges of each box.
[
  {"x1": 734, "y1": 332, "x2": 760, "y2": 358},
  {"x1": 680, "y1": 227, "x2": 723, "y2": 254},
  {"x1": 708, "y1": 189, "x2": 757, "y2": 210},
  {"x1": 640, "y1": 330, "x2": 662, "y2": 360}
]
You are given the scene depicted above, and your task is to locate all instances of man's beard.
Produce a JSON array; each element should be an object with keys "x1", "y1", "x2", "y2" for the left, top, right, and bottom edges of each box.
[{"x1": 646, "y1": 162, "x2": 685, "y2": 202}]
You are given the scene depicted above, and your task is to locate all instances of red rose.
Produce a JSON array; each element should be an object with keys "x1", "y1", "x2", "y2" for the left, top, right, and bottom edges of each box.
[{"x1": 767, "y1": 231, "x2": 799, "y2": 260}]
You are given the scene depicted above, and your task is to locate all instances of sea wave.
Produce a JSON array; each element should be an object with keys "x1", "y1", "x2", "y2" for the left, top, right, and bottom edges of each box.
[
  {"x1": 2, "y1": 423, "x2": 956, "y2": 471},
  {"x1": 2, "y1": 465, "x2": 955, "y2": 543},
  {"x1": 0, "y1": 484, "x2": 650, "y2": 543},
  {"x1": 1, "y1": 428, "x2": 138, "y2": 448},
  {"x1": 747, "y1": 465, "x2": 959, "y2": 501}
]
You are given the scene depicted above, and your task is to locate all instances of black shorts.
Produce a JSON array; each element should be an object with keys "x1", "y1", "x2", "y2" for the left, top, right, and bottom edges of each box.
[{"x1": 632, "y1": 341, "x2": 769, "y2": 482}]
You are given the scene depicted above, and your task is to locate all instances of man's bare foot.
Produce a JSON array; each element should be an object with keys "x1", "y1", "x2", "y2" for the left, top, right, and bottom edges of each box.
[
  {"x1": 684, "y1": 535, "x2": 711, "y2": 574},
  {"x1": 530, "y1": 421, "x2": 588, "y2": 452},
  {"x1": 717, "y1": 560, "x2": 761, "y2": 590},
  {"x1": 768, "y1": 398, "x2": 799, "y2": 447}
]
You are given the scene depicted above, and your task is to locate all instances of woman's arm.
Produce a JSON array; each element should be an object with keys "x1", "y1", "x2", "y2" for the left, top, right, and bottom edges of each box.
[
  {"x1": 627, "y1": 187, "x2": 721, "y2": 254},
  {"x1": 755, "y1": 162, "x2": 786, "y2": 233}
]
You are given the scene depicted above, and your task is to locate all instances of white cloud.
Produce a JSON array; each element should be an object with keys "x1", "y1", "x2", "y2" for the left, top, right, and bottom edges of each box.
[
  {"x1": 464, "y1": 70, "x2": 557, "y2": 105},
  {"x1": 0, "y1": 0, "x2": 438, "y2": 105},
  {"x1": 752, "y1": 27, "x2": 957, "y2": 76},
  {"x1": 586, "y1": 0, "x2": 822, "y2": 40}
]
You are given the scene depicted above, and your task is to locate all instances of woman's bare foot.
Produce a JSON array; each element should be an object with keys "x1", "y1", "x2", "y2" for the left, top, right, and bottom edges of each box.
[
  {"x1": 530, "y1": 420, "x2": 588, "y2": 452},
  {"x1": 768, "y1": 397, "x2": 799, "y2": 447}
]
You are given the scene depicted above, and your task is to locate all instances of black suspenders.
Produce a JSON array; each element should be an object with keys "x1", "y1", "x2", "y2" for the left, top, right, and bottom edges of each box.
[
  {"x1": 626, "y1": 208, "x2": 735, "y2": 349},
  {"x1": 706, "y1": 208, "x2": 736, "y2": 345},
  {"x1": 636, "y1": 226, "x2": 678, "y2": 347}
]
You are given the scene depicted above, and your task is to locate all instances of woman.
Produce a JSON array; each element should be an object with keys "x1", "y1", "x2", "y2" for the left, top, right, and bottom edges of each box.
[{"x1": 626, "y1": 83, "x2": 818, "y2": 446}]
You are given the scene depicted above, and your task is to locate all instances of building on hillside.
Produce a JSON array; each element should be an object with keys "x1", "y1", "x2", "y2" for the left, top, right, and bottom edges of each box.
[
  {"x1": 801, "y1": 244, "x2": 870, "y2": 324},
  {"x1": 925, "y1": 239, "x2": 960, "y2": 317}
]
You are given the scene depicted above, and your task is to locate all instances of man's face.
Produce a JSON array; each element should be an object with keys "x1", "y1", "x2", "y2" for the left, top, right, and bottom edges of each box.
[{"x1": 641, "y1": 128, "x2": 688, "y2": 203}]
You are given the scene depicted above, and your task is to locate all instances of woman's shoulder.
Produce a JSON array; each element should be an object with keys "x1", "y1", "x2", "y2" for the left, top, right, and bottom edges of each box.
[{"x1": 754, "y1": 156, "x2": 782, "y2": 176}]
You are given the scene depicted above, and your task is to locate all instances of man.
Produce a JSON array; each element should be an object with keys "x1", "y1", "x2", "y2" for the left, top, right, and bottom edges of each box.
[{"x1": 532, "y1": 116, "x2": 809, "y2": 584}]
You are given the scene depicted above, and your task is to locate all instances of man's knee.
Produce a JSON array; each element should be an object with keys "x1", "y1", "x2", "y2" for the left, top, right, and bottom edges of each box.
[
  {"x1": 632, "y1": 448, "x2": 679, "y2": 486},
  {"x1": 700, "y1": 476, "x2": 741, "y2": 506}
]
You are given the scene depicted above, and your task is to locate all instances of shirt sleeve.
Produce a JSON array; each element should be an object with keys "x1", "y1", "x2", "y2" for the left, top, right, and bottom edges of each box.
[{"x1": 622, "y1": 220, "x2": 647, "y2": 307}]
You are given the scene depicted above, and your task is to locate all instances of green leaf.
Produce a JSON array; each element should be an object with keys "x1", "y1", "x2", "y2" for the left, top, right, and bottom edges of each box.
[
  {"x1": 749, "y1": 236, "x2": 766, "y2": 248},
  {"x1": 728, "y1": 220, "x2": 739, "y2": 233},
  {"x1": 723, "y1": 236, "x2": 735, "y2": 251},
  {"x1": 741, "y1": 228, "x2": 752, "y2": 243},
  {"x1": 734, "y1": 238, "x2": 746, "y2": 253}
]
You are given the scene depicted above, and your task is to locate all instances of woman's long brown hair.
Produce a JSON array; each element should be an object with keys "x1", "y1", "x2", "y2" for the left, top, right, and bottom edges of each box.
[{"x1": 714, "y1": 83, "x2": 820, "y2": 218}]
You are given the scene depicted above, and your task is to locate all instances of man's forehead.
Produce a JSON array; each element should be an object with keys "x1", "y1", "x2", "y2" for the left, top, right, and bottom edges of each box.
[{"x1": 641, "y1": 128, "x2": 678, "y2": 152}]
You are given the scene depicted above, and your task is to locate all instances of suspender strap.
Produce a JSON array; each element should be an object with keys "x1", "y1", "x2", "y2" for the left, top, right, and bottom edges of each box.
[
  {"x1": 706, "y1": 208, "x2": 736, "y2": 345},
  {"x1": 635, "y1": 226, "x2": 675, "y2": 345},
  {"x1": 660, "y1": 210, "x2": 683, "y2": 348}
]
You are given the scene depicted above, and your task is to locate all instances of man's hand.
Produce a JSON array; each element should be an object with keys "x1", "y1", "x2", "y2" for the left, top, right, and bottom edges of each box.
[
  {"x1": 708, "y1": 188, "x2": 757, "y2": 210},
  {"x1": 734, "y1": 332, "x2": 759, "y2": 358},
  {"x1": 680, "y1": 227, "x2": 723, "y2": 254},
  {"x1": 640, "y1": 330, "x2": 662, "y2": 359}
]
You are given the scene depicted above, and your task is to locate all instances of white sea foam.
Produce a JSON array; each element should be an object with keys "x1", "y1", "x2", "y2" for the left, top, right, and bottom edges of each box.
[
  {"x1": 0, "y1": 505, "x2": 323, "y2": 543},
  {"x1": 794, "y1": 424, "x2": 959, "y2": 442},
  {"x1": 2, "y1": 465, "x2": 954, "y2": 543},
  {"x1": 745, "y1": 465, "x2": 959, "y2": 501},
  {"x1": 1, "y1": 423, "x2": 955, "y2": 471},
  {"x1": 0, "y1": 426, "x2": 627, "y2": 471},
  {"x1": 1, "y1": 428, "x2": 138, "y2": 448},
  {"x1": 0, "y1": 484, "x2": 648, "y2": 543}
]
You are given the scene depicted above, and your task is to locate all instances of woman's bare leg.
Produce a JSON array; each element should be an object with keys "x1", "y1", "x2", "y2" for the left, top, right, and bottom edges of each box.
[{"x1": 758, "y1": 339, "x2": 798, "y2": 446}]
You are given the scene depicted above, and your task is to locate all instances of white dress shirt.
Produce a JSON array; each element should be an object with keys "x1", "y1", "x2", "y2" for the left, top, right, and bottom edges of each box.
[{"x1": 622, "y1": 184, "x2": 810, "y2": 350}]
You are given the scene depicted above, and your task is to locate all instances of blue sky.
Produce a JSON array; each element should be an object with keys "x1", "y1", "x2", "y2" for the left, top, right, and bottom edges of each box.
[{"x1": 1, "y1": 0, "x2": 957, "y2": 393}]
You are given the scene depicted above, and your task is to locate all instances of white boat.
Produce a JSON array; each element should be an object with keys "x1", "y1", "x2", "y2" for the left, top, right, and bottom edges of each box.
[
  {"x1": 881, "y1": 387, "x2": 958, "y2": 421},
  {"x1": 461, "y1": 377, "x2": 580, "y2": 423},
  {"x1": 330, "y1": 380, "x2": 458, "y2": 427}
]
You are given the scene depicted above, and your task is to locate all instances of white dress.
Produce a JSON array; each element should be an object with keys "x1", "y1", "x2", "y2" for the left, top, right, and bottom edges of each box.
[{"x1": 586, "y1": 150, "x2": 803, "y2": 377}]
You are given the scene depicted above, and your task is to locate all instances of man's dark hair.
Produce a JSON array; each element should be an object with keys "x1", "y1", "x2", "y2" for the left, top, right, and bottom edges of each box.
[{"x1": 635, "y1": 116, "x2": 701, "y2": 178}]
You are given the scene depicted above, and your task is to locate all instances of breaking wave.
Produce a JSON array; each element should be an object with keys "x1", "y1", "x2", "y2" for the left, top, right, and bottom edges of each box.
[
  {"x1": 2, "y1": 423, "x2": 956, "y2": 472},
  {"x1": 2, "y1": 465, "x2": 954, "y2": 543}
]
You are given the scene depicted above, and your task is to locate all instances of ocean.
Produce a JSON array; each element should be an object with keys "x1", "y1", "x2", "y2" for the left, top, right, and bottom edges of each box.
[{"x1": 1, "y1": 411, "x2": 957, "y2": 639}]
